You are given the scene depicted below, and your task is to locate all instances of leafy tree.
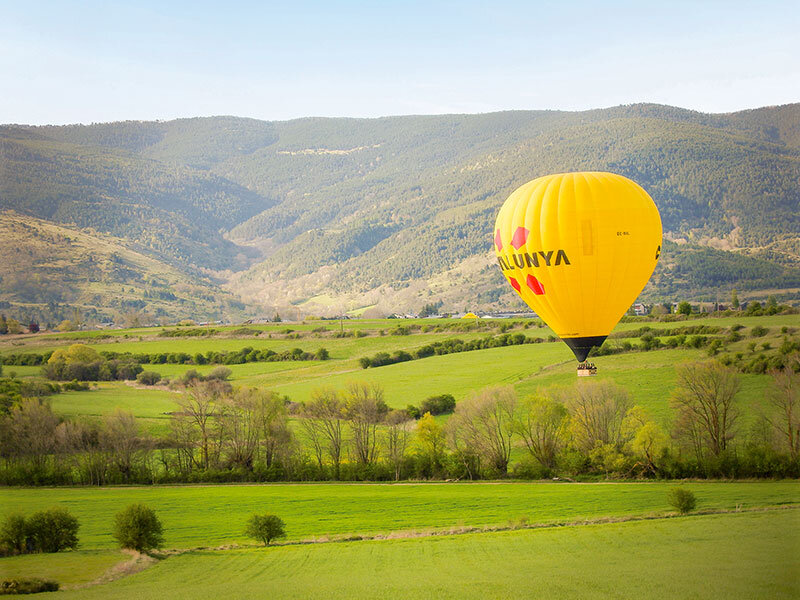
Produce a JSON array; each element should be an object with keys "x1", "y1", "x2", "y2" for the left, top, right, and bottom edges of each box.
[
  {"x1": 622, "y1": 406, "x2": 668, "y2": 474},
  {"x1": 56, "y1": 320, "x2": 76, "y2": 332},
  {"x1": 112, "y1": 504, "x2": 164, "y2": 552},
  {"x1": 0, "y1": 315, "x2": 7, "y2": 335},
  {"x1": 677, "y1": 301, "x2": 692, "y2": 316},
  {"x1": 514, "y1": 392, "x2": 569, "y2": 470},
  {"x1": 5, "y1": 318, "x2": 22, "y2": 334},
  {"x1": 415, "y1": 412, "x2": 447, "y2": 475},
  {"x1": 48, "y1": 344, "x2": 100, "y2": 364},
  {"x1": 245, "y1": 514, "x2": 285, "y2": 546},
  {"x1": 731, "y1": 289, "x2": 740, "y2": 310},
  {"x1": 26, "y1": 508, "x2": 79, "y2": 553}
]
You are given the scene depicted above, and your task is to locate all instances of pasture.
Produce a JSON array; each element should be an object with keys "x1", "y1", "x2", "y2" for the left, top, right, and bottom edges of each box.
[
  {"x1": 50, "y1": 511, "x2": 798, "y2": 600},
  {"x1": 1, "y1": 481, "x2": 797, "y2": 549},
  {"x1": 2, "y1": 313, "x2": 797, "y2": 428}
]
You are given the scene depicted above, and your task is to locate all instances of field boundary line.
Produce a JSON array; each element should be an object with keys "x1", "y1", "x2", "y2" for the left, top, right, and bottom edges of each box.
[{"x1": 168, "y1": 502, "x2": 799, "y2": 553}]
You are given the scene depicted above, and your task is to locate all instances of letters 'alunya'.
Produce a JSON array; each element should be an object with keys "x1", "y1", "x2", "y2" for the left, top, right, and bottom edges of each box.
[{"x1": 494, "y1": 172, "x2": 662, "y2": 362}]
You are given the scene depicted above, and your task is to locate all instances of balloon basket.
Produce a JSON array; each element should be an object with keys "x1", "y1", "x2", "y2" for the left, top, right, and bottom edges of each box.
[{"x1": 576, "y1": 362, "x2": 597, "y2": 377}]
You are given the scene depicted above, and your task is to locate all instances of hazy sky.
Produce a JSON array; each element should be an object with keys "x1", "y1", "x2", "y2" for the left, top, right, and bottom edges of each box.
[{"x1": 2, "y1": 0, "x2": 798, "y2": 124}]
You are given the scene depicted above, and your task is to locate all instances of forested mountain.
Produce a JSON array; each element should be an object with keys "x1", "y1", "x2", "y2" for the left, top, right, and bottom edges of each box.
[{"x1": 1, "y1": 103, "x2": 799, "y2": 320}]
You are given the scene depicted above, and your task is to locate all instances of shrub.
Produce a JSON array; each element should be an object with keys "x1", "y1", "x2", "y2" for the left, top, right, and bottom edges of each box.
[
  {"x1": 207, "y1": 366, "x2": 232, "y2": 381},
  {"x1": 244, "y1": 514, "x2": 286, "y2": 546},
  {"x1": 136, "y1": 371, "x2": 162, "y2": 386},
  {"x1": 419, "y1": 394, "x2": 456, "y2": 416},
  {"x1": 61, "y1": 380, "x2": 89, "y2": 392},
  {"x1": 0, "y1": 578, "x2": 59, "y2": 594},
  {"x1": 180, "y1": 369, "x2": 203, "y2": 385},
  {"x1": 112, "y1": 504, "x2": 164, "y2": 552},
  {"x1": 667, "y1": 488, "x2": 696, "y2": 514},
  {"x1": 0, "y1": 515, "x2": 27, "y2": 555},
  {"x1": 26, "y1": 508, "x2": 79, "y2": 553}
]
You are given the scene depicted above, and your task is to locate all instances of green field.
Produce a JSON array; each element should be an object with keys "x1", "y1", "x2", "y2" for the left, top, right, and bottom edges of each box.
[
  {"x1": 4, "y1": 313, "x2": 795, "y2": 432},
  {"x1": 4, "y1": 509, "x2": 798, "y2": 599},
  {"x1": 0, "y1": 550, "x2": 125, "y2": 588},
  {"x1": 1, "y1": 482, "x2": 797, "y2": 549}
]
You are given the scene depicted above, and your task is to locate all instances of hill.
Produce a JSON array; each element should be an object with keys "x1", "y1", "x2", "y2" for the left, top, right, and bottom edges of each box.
[
  {"x1": 1, "y1": 103, "x2": 799, "y2": 320},
  {"x1": 0, "y1": 211, "x2": 248, "y2": 325}
]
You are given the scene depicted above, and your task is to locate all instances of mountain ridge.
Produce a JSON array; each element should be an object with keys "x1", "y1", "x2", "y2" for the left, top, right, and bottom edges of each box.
[{"x1": 1, "y1": 103, "x2": 799, "y2": 321}]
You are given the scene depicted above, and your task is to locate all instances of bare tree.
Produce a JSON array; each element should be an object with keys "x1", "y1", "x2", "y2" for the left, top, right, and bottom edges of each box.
[
  {"x1": 514, "y1": 391, "x2": 569, "y2": 470},
  {"x1": 221, "y1": 388, "x2": 293, "y2": 470},
  {"x1": 56, "y1": 420, "x2": 108, "y2": 485},
  {"x1": 300, "y1": 387, "x2": 346, "y2": 478},
  {"x1": 565, "y1": 380, "x2": 631, "y2": 452},
  {"x1": 1, "y1": 399, "x2": 60, "y2": 472},
  {"x1": 345, "y1": 382, "x2": 388, "y2": 466},
  {"x1": 670, "y1": 360, "x2": 740, "y2": 458},
  {"x1": 100, "y1": 409, "x2": 150, "y2": 481},
  {"x1": 384, "y1": 409, "x2": 413, "y2": 480},
  {"x1": 765, "y1": 355, "x2": 800, "y2": 458},
  {"x1": 222, "y1": 388, "x2": 261, "y2": 469},
  {"x1": 175, "y1": 380, "x2": 230, "y2": 470},
  {"x1": 445, "y1": 417, "x2": 481, "y2": 480},
  {"x1": 447, "y1": 386, "x2": 516, "y2": 474},
  {"x1": 254, "y1": 391, "x2": 292, "y2": 469}
]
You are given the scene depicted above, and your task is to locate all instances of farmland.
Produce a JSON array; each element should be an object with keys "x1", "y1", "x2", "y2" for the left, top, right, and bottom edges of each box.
[
  {"x1": 2, "y1": 313, "x2": 798, "y2": 424},
  {"x1": 0, "y1": 482, "x2": 797, "y2": 597},
  {"x1": 2, "y1": 313, "x2": 799, "y2": 596},
  {"x1": 3, "y1": 481, "x2": 798, "y2": 549},
  {"x1": 50, "y1": 511, "x2": 800, "y2": 600}
]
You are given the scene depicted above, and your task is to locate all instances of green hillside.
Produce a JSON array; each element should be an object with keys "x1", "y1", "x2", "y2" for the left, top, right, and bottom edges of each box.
[
  {"x1": 2, "y1": 103, "x2": 799, "y2": 319},
  {"x1": 0, "y1": 211, "x2": 248, "y2": 324}
]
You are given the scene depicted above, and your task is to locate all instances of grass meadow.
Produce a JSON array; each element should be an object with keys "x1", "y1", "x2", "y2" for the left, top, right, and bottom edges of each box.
[
  {"x1": 1, "y1": 314, "x2": 799, "y2": 597},
  {"x1": 7, "y1": 510, "x2": 798, "y2": 599},
  {"x1": 3, "y1": 313, "x2": 796, "y2": 429},
  {"x1": 1, "y1": 481, "x2": 797, "y2": 549}
]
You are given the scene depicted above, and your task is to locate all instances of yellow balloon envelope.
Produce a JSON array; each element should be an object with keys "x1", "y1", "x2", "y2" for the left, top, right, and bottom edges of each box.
[{"x1": 494, "y1": 172, "x2": 662, "y2": 361}]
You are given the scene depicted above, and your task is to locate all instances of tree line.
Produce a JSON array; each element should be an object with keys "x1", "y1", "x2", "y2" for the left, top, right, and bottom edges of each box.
[{"x1": 1, "y1": 357, "x2": 798, "y2": 485}]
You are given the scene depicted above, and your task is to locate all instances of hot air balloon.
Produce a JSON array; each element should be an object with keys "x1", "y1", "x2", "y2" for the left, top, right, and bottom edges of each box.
[{"x1": 493, "y1": 172, "x2": 662, "y2": 373}]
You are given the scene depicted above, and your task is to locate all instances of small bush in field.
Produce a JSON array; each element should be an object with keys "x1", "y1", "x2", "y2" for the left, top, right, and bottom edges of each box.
[
  {"x1": 136, "y1": 371, "x2": 161, "y2": 385},
  {"x1": 245, "y1": 514, "x2": 286, "y2": 546},
  {"x1": 25, "y1": 508, "x2": 79, "y2": 553},
  {"x1": 1, "y1": 578, "x2": 59, "y2": 594},
  {"x1": 667, "y1": 488, "x2": 696, "y2": 514},
  {"x1": 113, "y1": 504, "x2": 164, "y2": 552}
]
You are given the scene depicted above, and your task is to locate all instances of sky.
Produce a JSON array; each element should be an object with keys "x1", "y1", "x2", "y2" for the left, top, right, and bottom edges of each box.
[{"x1": 1, "y1": 0, "x2": 798, "y2": 125}]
